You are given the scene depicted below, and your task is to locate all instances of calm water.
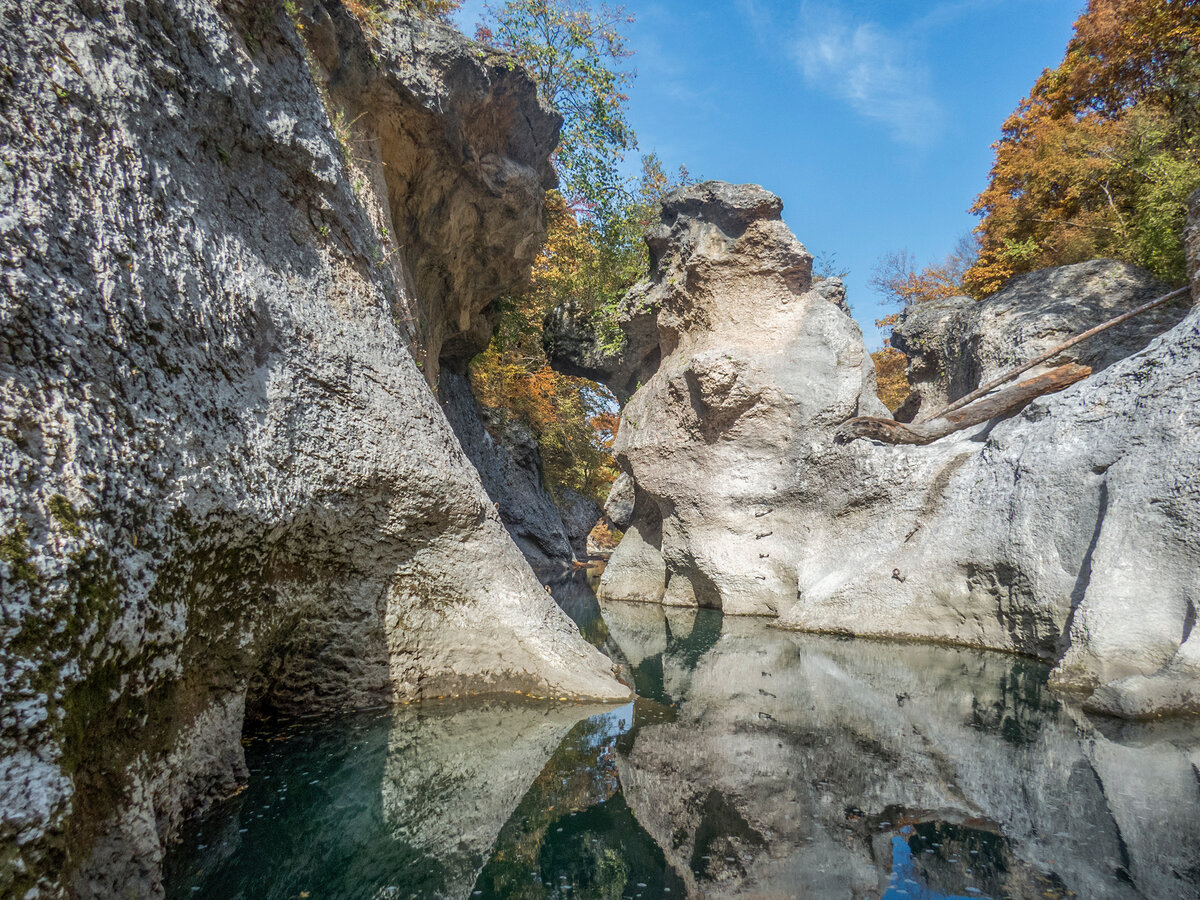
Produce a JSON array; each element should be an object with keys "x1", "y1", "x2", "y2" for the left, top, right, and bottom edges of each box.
[{"x1": 165, "y1": 570, "x2": 1200, "y2": 899}]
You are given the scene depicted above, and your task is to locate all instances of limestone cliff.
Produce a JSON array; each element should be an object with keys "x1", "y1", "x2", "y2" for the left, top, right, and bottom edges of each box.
[
  {"x1": 0, "y1": 2, "x2": 627, "y2": 897},
  {"x1": 562, "y1": 180, "x2": 1199, "y2": 720}
]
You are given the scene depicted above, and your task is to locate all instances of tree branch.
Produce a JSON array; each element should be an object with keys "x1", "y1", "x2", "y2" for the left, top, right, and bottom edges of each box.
[{"x1": 836, "y1": 363, "x2": 1092, "y2": 446}]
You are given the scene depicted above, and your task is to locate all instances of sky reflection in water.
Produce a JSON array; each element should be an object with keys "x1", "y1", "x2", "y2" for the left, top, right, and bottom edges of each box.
[{"x1": 166, "y1": 570, "x2": 1200, "y2": 899}]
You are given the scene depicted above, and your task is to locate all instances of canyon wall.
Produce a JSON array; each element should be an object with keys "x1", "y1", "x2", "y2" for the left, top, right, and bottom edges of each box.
[
  {"x1": 0, "y1": 2, "x2": 626, "y2": 896},
  {"x1": 559, "y1": 180, "x2": 1200, "y2": 720}
]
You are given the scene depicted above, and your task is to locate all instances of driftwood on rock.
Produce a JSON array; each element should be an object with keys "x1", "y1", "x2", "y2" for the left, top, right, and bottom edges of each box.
[
  {"x1": 841, "y1": 284, "x2": 1192, "y2": 446},
  {"x1": 918, "y1": 285, "x2": 1191, "y2": 423},
  {"x1": 836, "y1": 363, "x2": 1092, "y2": 445}
]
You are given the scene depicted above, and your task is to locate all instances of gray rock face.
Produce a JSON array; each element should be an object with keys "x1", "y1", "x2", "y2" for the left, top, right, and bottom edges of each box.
[
  {"x1": 0, "y1": 2, "x2": 625, "y2": 896},
  {"x1": 594, "y1": 182, "x2": 886, "y2": 616},
  {"x1": 602, "y1": 472, "x2": 635, "y2": 531},
  {"x1": 438, "y1": 372, "x2": 578, "y2": 579},
  {"x1": 556, "y1": 487, "x2": 601, "y2": 561},
  {"x1": 589, "y1": 181, "x2": 1199, "y2": 719},
  {"x1": 892, "y1": 260, "x2": 1182, "y2": 421},
  {"x1": 312, "y1": 1, "x2": 561, "y2": 378}
]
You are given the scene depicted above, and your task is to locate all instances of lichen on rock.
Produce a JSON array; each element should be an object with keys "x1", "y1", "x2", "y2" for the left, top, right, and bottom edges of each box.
[{"x1": 0, "y1": 1, "x2": 625, "y2": 896}]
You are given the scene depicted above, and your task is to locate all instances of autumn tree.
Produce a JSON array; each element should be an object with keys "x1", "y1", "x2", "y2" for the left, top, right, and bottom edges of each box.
[
  {"x1": 470, "y1": 160, "x2": 690, "y2": 503},
  {"x1": 870, "y1": 347, "x2": 910, "y2": 413},
  {"x1": 468, "y1": 2, "x2": 694, "y2": 506},
  {"x1": 869, "y1": 235, "x2": 977, "y2": 309},
  {"x1": 965, "y1": 0, "x2": 1200, "y2": 296}
]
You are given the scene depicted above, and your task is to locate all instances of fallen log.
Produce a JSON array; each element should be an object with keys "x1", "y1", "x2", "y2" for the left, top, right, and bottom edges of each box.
[
  {"x1": 836, "y1": 363, "x2": 1092, "y2": 446},
  {"x1": 915, "y1": 285, "x2": 1190, "y2": 424}
]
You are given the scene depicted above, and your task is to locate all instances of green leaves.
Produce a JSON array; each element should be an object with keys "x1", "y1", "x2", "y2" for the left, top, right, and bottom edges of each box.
[{"x1": 479, "y1": 0, "x2": 637, "y2": 221}]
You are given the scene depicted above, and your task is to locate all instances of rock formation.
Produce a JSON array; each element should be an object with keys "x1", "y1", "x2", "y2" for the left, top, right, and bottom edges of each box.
[
  {"x1": 0, "y1": 2, "x2": 626, "y2": 896},
  {"x1": 581, "y1": 182, "x2": 887, "y2": 616},
  {"x1": 891, "y1": 259, "x2": 1183, "y2": 422},
  {"x1": 559, "y1": 180, "x2": 1200, "y2": 719},
  {"x1": 438, "y1": 371, "x2": 581, "y2": 578}
]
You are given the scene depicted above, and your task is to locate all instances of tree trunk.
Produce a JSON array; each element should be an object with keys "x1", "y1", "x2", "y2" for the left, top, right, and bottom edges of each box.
[{"x1": 836, "y1": 363, "x2": 1092, "y2": 446}]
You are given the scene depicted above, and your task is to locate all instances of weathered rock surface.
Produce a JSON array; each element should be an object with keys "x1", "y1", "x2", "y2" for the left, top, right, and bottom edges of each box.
[
  {"x1": 557, "y1": 487, "x2": 602, "y2": 561},
  {"x1": 579, "y1": 181, "x2": 1200, "y2": 719},
  {"x1": 438, "y1": 371, "x2": 579, "y2": 578},
  {"x1": 599, "y1": 603, "x2": 1200, "y2": 900},
  {"x1": 0, "y1": 2, "x2": 625, "y2": 897},
  {"x1": 591, "y1": 182, "x2": 886, "y2": 616},
  {"x1": 601, "y1": 471, "x2": 635, "y2": 531},
  {"x1": 892, "y1": 259, "x2": 1182, "y2": 421}
]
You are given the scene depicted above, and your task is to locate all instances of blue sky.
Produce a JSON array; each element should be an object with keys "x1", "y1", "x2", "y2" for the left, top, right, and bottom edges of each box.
[{"x1": 456, "y1": 0, "x2": 1083, "y2": 348}]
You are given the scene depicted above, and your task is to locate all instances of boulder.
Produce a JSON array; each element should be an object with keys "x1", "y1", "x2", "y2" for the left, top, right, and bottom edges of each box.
[
  {"x1": 892, "y1": 260, "x2": 1183, "y2": 421},
  {"x1": 602, "y1": 472, "x2": 636, "y2": 531},
  {"x1": 0, "y1": 2, "x2": 625, "y2": 896}
]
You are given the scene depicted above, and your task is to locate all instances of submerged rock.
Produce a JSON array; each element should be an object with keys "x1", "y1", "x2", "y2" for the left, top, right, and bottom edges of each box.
[
  {"x1": 0, "y1": 1, "x2": 625, "y2": 896},
  {"x1": 585, "y1": 180, "x2": 1200, "y2": 720},
  {"x1": 892, "y1": 259, "x2": 1183, "y2": 422}
]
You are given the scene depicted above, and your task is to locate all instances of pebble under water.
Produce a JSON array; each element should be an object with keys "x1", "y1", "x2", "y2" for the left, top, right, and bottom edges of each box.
[{"x1": 165, "y1": 568, "x2": 1200, "y2": 899}]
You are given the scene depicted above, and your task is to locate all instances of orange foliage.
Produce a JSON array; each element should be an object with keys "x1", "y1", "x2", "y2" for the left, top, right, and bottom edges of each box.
[
  {"x1": 870, "y1": 347, "x2": 911, "y2": 413},
  {"x1": 965, "y1": 0, "x2": 1200, "y2": 296}
]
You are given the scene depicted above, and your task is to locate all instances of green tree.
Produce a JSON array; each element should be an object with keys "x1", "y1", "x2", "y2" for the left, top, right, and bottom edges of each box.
[{"x1": 478, "y1": 0, "x2": 637, "y2": 221}]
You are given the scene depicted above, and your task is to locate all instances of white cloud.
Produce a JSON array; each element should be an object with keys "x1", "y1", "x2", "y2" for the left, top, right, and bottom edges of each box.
[{"x1": 790, "y1": 3, "x2": 943, "y2": 146}]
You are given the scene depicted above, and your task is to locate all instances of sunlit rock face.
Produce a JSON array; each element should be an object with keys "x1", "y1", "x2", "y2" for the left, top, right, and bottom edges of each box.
[
  {"x1": 891, "y1": 260, "x2": 1181, "y2": 423},
  {"x1": 0, "y1": 1, "x2": 626, "y2": 895},
  {"x1": 593, "y1": 182, "x2": 887, "y2": 616},
  {"x1": 600, "y1": 601, "x2": 1200, "y2": 900},
  {"x1": 575, "y1": 180, "x2": 1200, "y2": 720}
]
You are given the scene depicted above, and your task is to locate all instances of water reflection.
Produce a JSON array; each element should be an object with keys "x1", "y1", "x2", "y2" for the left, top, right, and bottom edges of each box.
[
  {"x1": 165, "y1": 590, "x2": 1200, "y2": 900},
  {"x1": 165, "y1": 700, "x2": 606, "y2": 899},
  {"x1": 602, "y1": 605, "x2": 1200, "y2": 900}
]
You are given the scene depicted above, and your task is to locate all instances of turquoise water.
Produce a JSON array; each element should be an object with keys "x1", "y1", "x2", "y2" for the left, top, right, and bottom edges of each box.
[{"x1": 165, "y1": 571, "x2": 1200, "y2": 899}]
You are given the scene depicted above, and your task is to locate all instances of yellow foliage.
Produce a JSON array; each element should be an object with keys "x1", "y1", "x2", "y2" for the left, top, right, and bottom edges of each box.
[
  {"x1": 870, "y1": 348, "x2": 911, "y2": 414},
  {"x1": 964, "y1": 0, "x2": 1200, "y2": 295}
]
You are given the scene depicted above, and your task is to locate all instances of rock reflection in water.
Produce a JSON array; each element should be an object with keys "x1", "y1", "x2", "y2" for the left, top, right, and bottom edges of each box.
[
  {"x1": 597, "y1": 600, "x2": 1200, "y2": 900},
  {"x1": 166, "y1": 599, "x2": 1200, "y2": 900},
  {"x1": 165, "y1": 699, "x2": 602, "y2": 899}
]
